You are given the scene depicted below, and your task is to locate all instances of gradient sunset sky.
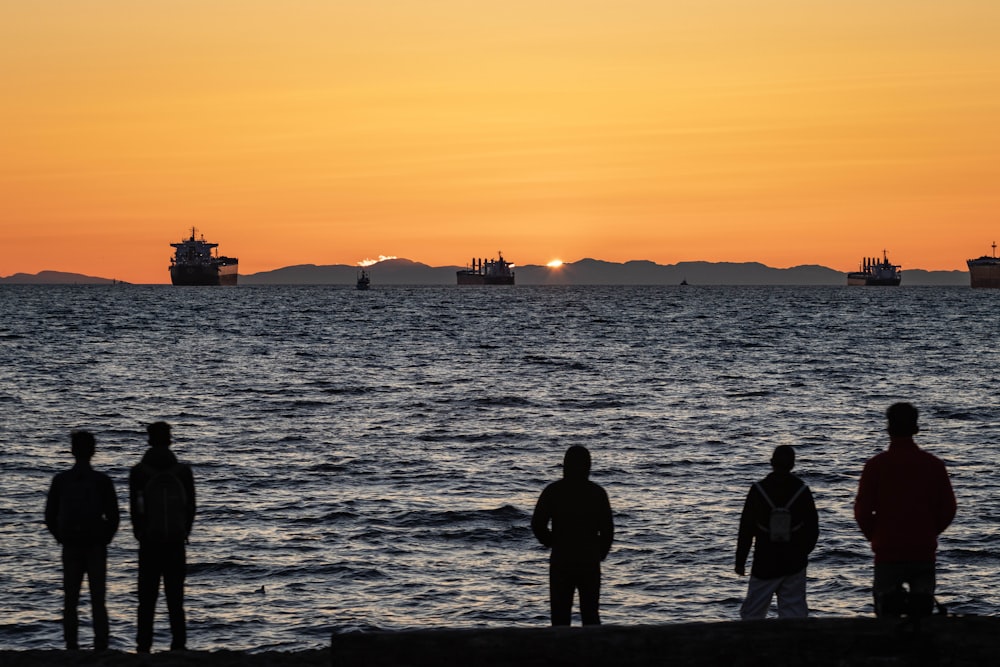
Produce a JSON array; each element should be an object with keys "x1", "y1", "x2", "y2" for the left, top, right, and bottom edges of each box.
[{"x1": 3, "y1": 1, "x2": 999, "y2": 283}]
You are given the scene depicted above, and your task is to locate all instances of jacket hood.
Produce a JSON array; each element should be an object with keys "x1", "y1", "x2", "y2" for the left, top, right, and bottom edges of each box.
[{"x1": 563, "y1": 446, "x2": 591, "y2": 481}]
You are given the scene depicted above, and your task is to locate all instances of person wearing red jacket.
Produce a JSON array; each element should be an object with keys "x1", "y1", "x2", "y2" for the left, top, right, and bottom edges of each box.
[{"x1": 854, "y1": 402, "x2": 956, "y2": 617}]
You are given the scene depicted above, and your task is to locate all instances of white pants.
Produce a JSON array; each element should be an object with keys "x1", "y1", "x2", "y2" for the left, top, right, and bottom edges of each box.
[{"x1": 740, "y1": 568, "x2": 808, "y2": 620}]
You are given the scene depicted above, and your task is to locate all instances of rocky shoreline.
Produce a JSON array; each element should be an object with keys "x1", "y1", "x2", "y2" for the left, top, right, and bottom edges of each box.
[{"x1": 2, "y1": 616, "x2": 997, "y2": 666}]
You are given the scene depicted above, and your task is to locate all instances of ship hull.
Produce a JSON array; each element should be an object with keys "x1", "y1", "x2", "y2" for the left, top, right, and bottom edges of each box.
[
  {"x1": 456, "y1": 272, "x2": 515, "y2": 286},
  {"x1": 968, "y1": 261, "x2": 1000, "y2": 288},
  {"x1": 847, "y1": 273, "x2": 868, "y2": 286},
  {"x1": 170, "y1": 261, "x2": 238, "y2": 286},
  {"x1": 864, "y1": 277, "x2": 902, "y2": 286}
]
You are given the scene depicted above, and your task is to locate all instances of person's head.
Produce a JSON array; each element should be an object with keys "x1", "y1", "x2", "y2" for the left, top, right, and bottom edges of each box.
[
  {"x1": 886, "y1": 402, "x2": 919, "y2": 437},
  {"x1": 147, "y1": 421, "x2": 172, "y2": 448},
  {"x1": 770, "y1": 445, "x2": 795, "y2": 473},
  {"x1": 563, "y1": 445, "x2": 592, "y2": 481},
  {"x1": 70, "y1": 430, "x2": 96, "y2": 461}
]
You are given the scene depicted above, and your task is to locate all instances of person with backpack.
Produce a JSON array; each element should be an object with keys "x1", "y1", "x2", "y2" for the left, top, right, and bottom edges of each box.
[
  {"x1": 531, "y1": 445, "x2": 614, "y2": 626},
  {"x1": 44, "y1": 430, "x2": 120, "y2": 651},
  {"x1": 854, "y1": 402, "x2": 956, "y2": 618},
  {"x1": 735, "y1": 445, "x2": 819, "y2": 619},
  {"x1": 129, "y1": 421, "x2": 196, "y2": 653}
]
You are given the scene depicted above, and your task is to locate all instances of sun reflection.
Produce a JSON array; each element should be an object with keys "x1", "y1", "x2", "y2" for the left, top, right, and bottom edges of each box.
[{"x1": 546, "y1": 259, "x2": 564, "y2": 268}]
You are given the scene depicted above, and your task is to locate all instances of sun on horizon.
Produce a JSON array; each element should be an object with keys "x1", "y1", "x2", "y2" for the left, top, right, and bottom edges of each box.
[{"x1": 546, "y1": 259, "x2": 564, "y2": 268}]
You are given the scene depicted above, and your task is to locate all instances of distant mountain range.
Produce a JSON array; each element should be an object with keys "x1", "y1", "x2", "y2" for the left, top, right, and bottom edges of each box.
[
  {"x1": 0, "y1": 270, "x2": 121, "y2": 285},
  {"x1": 1, "y1": 259, "x2": 969, "y2": 286}
]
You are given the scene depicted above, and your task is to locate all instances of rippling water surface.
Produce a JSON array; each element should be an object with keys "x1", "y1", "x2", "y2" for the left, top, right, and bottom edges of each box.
[{"x1": 1, "y1": 285, "x2": 998, "y2": 651}]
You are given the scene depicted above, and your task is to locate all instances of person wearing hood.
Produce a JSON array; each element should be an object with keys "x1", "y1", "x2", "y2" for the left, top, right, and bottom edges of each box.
[
  {"x1": 129, "y1": 422, "x2": 196, "y2": 653},
  {"x1": 44, "y1": 430, "x2": 120, "y2": 651},
  {"x1": 531, "y1": 445, "x2": 614, "y2": 626},
  {"x1": 735, "y1": 445, "x2": 819, "y2": 619}
]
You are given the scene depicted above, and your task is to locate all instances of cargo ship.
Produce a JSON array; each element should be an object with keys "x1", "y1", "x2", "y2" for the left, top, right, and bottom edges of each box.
[
  {"x1": 967, "y1": 242, "x2": 1000, "y2": 288},
  {"x1": 456, "y1": 252, "x2": 515, "y2": 285},
  {"x1": 169, "y1": 228, "x2": 239, "y2": 286},
  {"x1": 847, "y1": 251, "x2": 901, "y2": 286}
]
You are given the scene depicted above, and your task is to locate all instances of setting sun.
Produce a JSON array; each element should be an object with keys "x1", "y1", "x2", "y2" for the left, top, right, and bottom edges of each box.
[{"x1": 547, "y1": 260, "x2": 564, "y2": 268}]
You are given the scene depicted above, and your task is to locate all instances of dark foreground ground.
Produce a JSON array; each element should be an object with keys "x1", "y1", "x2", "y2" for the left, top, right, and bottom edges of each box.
[{"x1": 3, "y1": 616, "x2": 998, "y2": 666}]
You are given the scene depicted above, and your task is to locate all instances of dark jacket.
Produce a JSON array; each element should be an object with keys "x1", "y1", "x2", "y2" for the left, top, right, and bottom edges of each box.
[
  {"x1": 45, "y1": 461, "x2": 120, "y2": 546},
  {"x1": 129, "y1": 447, "x2": 196, "y2": 543},
  {"x1": 736, "y1": 470, "x2": 819, "y2": 580},
  {"x1": 531, "y1": 466, "x2": 614, "y2": 566},
  {"x1": 854, "y1": 436, "x2": 956, "y2": 565}
]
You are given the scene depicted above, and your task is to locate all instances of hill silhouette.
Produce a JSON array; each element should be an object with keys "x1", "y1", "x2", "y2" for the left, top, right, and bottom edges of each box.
[
  {"x1": 2, "y1": 260, "x2": 968, "y2": 286},
  {"x1": 241, "y1": 258, "x2": 966, "y2": 286}
]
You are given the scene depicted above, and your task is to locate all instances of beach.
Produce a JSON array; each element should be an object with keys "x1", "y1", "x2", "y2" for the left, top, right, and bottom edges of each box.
[{"x1": 3, "y1": 616, "x2": 998, "y2": 666}]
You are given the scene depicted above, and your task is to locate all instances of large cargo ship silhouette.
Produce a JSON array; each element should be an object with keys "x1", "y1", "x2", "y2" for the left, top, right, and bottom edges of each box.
[
  {"x1": 846, "y1": 250, "x2": 901, "y2": 286},
  {"x1": 967, "y1": 242, "x2": 1000, "y2": 288},
  {"x1": 456, "y1": 252, "x2": 515, "y2": 285},
  {"x1": 169, "y1": 228, "x2": 239, "y2": 286}
]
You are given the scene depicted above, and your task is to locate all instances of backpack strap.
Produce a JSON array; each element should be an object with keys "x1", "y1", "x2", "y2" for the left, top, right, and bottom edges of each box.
[
  {"x1": 753, "y1": 482, "x2": 776, "y2": 509},
  {"x1": 755, "y1": 482, "x2": 807, "y2": 510},
  {"x1": 785, "y1": 484, "x2": 807, "y2": 510}
]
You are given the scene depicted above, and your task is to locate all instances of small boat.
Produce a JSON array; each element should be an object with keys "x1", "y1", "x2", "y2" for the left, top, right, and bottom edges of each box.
[
  {"x1": 680, "y1": 279, "x2": 689, "y2": 286},
  {"x1": 356, "y1": 268, "x2": 371, "y2": 290}
]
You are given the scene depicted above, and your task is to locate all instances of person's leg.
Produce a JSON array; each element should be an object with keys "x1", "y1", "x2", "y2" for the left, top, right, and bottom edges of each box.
[
  {"x1": 86, "y1": 544, "x2": 110, "y2": 650},
  {"x1": 775, "y1": 569, "x2": 808, "y2": 618},
  {"x1": 62, "y1": 546, "x2": 85, "y2": 650},
  {"x1": 549, "y1": 563, "x2": 574, "y2": 626},
  {"x1": 903, "y1": 562, "x2": 936, "y2": 617},
  {"x1": 136, "y1": 545, "x2": 160, "y2": 652},
  {"x1": 578, "y1": 563, "x2": 602, "y2": 626},
  {"x1": 740, "y1": 575, "x2": 781, "y2": 620},
  {"x1": 162, "y1": 544, "x2": 187, "y2": 650},
  {"x1": 873, "y1": 563, "x2": 907, "y2": 618}
]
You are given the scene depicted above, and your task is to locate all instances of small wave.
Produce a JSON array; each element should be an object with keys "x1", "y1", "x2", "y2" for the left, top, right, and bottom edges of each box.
[
  {"x1": 556, "y1": 398, "x2": 631, "y2": 409},
  {"x1": 393, "y1": 504, "x2": 529, "y2": 528}
]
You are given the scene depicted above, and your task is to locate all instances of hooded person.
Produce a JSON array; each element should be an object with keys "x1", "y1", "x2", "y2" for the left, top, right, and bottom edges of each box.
[
  {"x1": 129, "y1": 421, "x2": 196, "y2": 652},
  {"x1": 531, "y1": 445, "x2": 614, "y2": 625}
]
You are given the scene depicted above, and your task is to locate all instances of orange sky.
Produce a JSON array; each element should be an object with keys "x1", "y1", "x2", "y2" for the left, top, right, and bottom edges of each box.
[{"x1": 2, "y1": 1, "x2": 999, "y2": 283}]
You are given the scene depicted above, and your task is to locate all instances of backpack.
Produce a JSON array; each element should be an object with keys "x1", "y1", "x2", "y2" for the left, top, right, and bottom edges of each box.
[
  {"x1": 57, "y1": 471, "x2": 105, "y2": 544},
  {"x1": 754, "y1": 482, "x2": 806, "y2": 543},
  {"x1": 140, "y1": 464, "x2": 188, "y2": 543}
]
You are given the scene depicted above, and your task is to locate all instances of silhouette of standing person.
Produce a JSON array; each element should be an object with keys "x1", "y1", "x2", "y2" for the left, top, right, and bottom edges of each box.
[
  {"x1": 531, "y1": 445, "x2": 614, "y2": 626},
  {"x1": 129, "y1": 422, "x2": 196, "y2": 652},
  {"x1": 44, "y1": 430, "x2": 120, "y2": 651},
  {"x1": 735, "y1": 445, "x2": 819, "y2": 619},
  {"x1": 854, "y1": 403, "x2": 956, "y2": 618}
]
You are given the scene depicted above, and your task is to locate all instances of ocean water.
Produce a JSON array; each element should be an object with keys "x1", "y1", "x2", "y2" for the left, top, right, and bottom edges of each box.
[{"x1": 1, "y1": 284, "x2": 997, "y2": 652}]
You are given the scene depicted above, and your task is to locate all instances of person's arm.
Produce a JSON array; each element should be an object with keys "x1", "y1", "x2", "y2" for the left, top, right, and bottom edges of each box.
[
  {"x1": 853, "y1": 462, "x2": 876, "y2": 541},
  {"x1": 531, "y1": 487, "x2": 553, "y2": 548},
  {"x1": 802, "y1": 486, "x2": 819, "y2": 555},
  {"x1": 182, "y1": 465, "x2": 196, "y2": 538},
  {"x1": 598, "y1": 486, "x2": 613, "y2": 561},
  {"x1": 934, "y1": 464, "x2": 957, "y2": 535},
  {"x1": 735, "y1": 487, "x2": 756, "y2": 575},
  {"x1": 44, "y1": 476, "x2": 62, "y2": 543},
  {"x1": 102, "y1": 474, "x2": 120, "y2": 544},
  {"x1": 129, "y1": 466, "x2": 144, "y2": 541}
]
